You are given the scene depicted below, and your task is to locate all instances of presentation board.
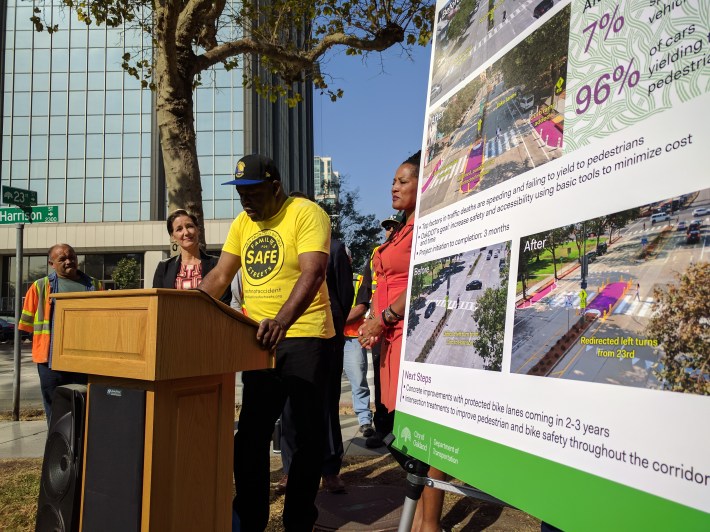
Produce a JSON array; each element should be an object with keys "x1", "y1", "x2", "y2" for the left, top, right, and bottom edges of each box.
[{"x1": 394, "y1": 1, "x2": 709, "y2": 529}]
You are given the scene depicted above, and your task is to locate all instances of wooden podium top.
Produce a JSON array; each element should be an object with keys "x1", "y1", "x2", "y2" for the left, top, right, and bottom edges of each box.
[{"x1": 51, "y1": 289, "x2": 272, "y2": 381}]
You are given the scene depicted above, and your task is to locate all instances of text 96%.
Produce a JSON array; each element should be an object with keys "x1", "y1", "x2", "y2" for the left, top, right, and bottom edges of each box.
[{"x1": 575, "y1": 58, "x2": 639, "y2": 115}]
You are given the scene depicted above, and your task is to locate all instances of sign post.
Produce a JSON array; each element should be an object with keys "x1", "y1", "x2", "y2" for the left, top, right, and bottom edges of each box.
[
  {"x1": 12, "y1": 224, "x2": 23, "y2": 421},
  {"x1": 2, "y1": 190, "x2": 56, "y2": 420}
]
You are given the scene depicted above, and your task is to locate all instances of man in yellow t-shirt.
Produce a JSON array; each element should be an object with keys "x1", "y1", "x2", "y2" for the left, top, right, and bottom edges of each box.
[{"x1": 200, "y1": 154, "x2": 334, "y2": 531}]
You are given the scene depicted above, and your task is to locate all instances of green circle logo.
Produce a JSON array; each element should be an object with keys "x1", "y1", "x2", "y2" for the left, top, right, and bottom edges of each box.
[{"x1": 243, "y1": 230, "x2": 284, "y2": 285}]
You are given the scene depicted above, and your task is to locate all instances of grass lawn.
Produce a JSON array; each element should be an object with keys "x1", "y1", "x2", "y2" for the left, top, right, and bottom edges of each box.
[{"x1": 517, "y1": 238, "x2": 606, "y2": 294}]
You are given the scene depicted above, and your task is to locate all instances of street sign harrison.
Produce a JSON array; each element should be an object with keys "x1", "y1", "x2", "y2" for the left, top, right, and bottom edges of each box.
[
  {"x1": 0, "y1": 205, "x2": 59, "y2": 225},
  {"x1": 2, "y1": 185, "x2": 38, "y2": 208}
]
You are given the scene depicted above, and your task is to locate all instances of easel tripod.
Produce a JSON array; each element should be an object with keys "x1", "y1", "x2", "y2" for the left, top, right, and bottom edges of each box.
[{"x1": 381, "y1": 434, "x2": 512, "y2": 531}]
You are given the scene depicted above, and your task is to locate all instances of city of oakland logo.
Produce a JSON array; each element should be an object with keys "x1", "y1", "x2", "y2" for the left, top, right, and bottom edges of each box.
[{"x1": 243, "y1": 230, "x2": 284, "y2": 285}]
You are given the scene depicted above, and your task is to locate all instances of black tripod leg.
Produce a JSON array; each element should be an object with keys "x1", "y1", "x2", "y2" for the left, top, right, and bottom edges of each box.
[{"x1": 381, "y1": 434, "x2": 432, "y2": 532}]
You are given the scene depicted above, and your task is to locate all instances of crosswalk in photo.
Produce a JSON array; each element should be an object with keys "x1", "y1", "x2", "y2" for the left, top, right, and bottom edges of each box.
[
  {"x1": 430, "y1": 299, "x2": 477, "y2": 311},
  {"x1": 613, "y1": 296, "x2": 655, "y2": 318},
  {"x1": 486, "y1": 129, "x2": 519, "y2": 158},
  {"x1": 539, "y1": 290, "x2": 654, "y2": 319}
]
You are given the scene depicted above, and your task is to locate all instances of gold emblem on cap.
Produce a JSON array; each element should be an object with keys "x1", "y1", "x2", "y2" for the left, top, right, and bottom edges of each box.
[{"x1": 236, "y1": 160, "x2": 246, "y2": 178}]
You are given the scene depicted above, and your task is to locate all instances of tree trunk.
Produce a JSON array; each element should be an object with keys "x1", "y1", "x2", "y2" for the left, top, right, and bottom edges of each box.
[
  {"x1": 157, "y1": 96, "x2": 204, "y2": 224},
  {"x1": 551, "y1": 250, "x2": 558, "y2": 280},
  {"x1": 154, "y1": 10, "x2": 206, "y2": 245}
]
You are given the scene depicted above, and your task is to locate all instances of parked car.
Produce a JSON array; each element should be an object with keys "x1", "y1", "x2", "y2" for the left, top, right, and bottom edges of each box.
[
  {"x1": 0, "y1": 319, "x2": 13, "y2": 342},
  {"x1": 519, "y1": 94, "x2": 535, "y2": 110},
  {"x1": 533, "y1": 0, "x2": 554, "y2": 18},
  {"x1": 650, "y1": 212, "x2": 670, "y2": 224},
  {"x1": 596, "y1": 242, "x2": 608, "y2": 255},
  {"x1": 688, "y1": 220, "x2": 701, "y2": 232},
  {"x1": 676, "y1": 221, "x2": 687, "y2": 232},
  {"x1": 585, "y1": 251, "x2": 597, "y2": 263},
  {"x1": 424, "y1": 302, "x2": 437, "y2": 319},
  {"x1": 412, "y1": 296, "x2": 426, "y2": 310},
  {"x1": 686, "y1": 229, "x2": 700, "y2": 244},
  {"x1": 0, "y1": 318, "x2": 30, "y2": 342},
  {"x1": 692, "y1": 207, "x2": 708, "y2": 217},
  {"x1": 466, "y1": 280, "x2": 483, "y2": 291}
]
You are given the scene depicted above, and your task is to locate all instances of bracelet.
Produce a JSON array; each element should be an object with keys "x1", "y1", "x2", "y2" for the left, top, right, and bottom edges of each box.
[
  {"x1": 388, "y1": 305, "x2": 404, "y2": 320},
  {"x1": 382, "y1": 307, "x2": 399, "y2": 326},
  {"x1": 381, "y1": 309, "x2": 392, "y2": 327}
]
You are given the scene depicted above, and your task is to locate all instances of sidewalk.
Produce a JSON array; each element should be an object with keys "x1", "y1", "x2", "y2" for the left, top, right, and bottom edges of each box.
[
  {"x1": 0, "y1": 348, "x2": 404, "y2": 531},
  {"x1": 0, "y1": 344, "x2": 382, "y2": 460},
  {"x1": 0, "y1": 413, "x2": 383, "y2": 460}
]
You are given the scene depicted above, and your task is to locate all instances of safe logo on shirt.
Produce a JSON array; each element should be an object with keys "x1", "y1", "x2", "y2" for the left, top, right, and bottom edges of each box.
[{"x1": 243, "y1": 230, "x2": 284, "y2": 285}]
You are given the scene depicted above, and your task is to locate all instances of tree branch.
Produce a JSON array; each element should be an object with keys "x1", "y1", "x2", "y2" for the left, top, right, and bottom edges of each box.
[
  {"x1": 175, "y1": 0, "x2": 222, "y2": 49},
  {"x1": 154, "y1": 0, "x2": 182, "y2": 84},
  {"x1": 307, "y1": 22, "x2": 405, "y2": 60},
  {"x1": 193, "y1": 23, "x2": 405, "y2": 77}
]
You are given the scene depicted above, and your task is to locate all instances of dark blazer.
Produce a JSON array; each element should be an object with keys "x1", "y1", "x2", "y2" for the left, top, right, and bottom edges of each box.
[
  {"x1": 326, "y1": 238, "x2": 355, "y2": 336},
  {"x1": 152, "y1": 251, "x2": 231, "y2": 305}
]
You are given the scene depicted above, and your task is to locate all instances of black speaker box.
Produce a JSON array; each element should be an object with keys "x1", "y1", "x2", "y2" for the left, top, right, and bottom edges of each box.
[
  {"x1": 81, "y1": 385, "x2": 146, "y2": 532},
  {"x1": 36, "y1": 384, "x2": 87, "y2": 532}
]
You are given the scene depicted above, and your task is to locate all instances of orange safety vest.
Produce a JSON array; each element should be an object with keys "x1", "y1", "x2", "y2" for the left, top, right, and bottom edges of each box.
[{"x1": 19, "y1": 273, "x2": 102, "y2": 364}]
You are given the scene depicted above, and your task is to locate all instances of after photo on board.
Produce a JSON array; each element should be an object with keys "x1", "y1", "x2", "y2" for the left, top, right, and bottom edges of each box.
[{"x1": 512, "y1": 186, "x2": 709, "y2": 395}]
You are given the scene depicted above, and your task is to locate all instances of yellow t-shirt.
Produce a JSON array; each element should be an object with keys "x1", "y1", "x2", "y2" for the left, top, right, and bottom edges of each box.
[{"x1": 223, "y1": 197, "x2": 335, "y2": 339}]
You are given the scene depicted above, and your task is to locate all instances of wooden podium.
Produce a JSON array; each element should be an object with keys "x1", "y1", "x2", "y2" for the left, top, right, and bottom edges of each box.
[{"x1": 51, "y1": 289, "x2": 271, "y2": 531}]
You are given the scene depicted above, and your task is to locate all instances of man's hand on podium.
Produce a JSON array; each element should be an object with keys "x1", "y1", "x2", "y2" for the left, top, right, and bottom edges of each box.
[{"x1": 256, "y1": 318, "x2": 287, "y2": 350}]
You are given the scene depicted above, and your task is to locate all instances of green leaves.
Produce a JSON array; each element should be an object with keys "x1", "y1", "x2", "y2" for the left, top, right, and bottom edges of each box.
[
  {"x1": 472, "y1": 286, "x2": 507, "y2": 371},
  {"x1": 111, "y1": 258, "x2": 141, "y2": 289},
  {"x1": 647, "y1": 263, "x2": 710, "y2": 395}
]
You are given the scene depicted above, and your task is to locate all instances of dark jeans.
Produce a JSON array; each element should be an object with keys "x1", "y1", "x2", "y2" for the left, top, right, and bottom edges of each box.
[
  {"x1": 281, "y1": 333, "x2": 344, "y2": 476},
  {"x1": 371, "y1": 342, "x2": 390, "y2": 434},
  {"x1": 37, "y1": 363, "x2": 87, "y2": 426},
  {"x1": 233, "y1": 337, "x2": 327, "y2": 531}
]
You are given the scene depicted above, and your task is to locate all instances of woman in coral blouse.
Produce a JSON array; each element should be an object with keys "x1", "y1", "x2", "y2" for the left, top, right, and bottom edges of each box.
[
  {"x1": 359, "y1": 151, "x2": 446, "y2": 532},
  {"x1": 152, "y1": 209, "x2": 230, "y2": 304}
]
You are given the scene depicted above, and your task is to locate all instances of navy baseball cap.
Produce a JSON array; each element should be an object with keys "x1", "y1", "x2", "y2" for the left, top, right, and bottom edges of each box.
[{"x1": 222, "y1": 154, "x2": 281, "y2": 186}]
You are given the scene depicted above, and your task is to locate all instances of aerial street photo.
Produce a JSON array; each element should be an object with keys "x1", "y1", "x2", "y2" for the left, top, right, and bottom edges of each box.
[
  {"x1": 420, "y1": 4, "x2": 569, "y2": 217},
  {"x1": 512, "y1": 187, "x2": 710, "y2": 395},
  {"x1": 404, "y1": 242, "x2": 510, "y2": 371},
  {"x1": 431, "y1": 0, "x2": 565, "y2": 106}
]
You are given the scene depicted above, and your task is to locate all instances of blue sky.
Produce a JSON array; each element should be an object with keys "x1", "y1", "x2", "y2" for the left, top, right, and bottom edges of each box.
[{"x1": 314, "y1": 44, "x2": 432, "y2": 224}]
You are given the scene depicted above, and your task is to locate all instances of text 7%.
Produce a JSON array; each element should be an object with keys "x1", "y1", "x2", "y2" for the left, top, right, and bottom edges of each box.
[{"x1": 583, "y1": 4, "x2": 624, "y2": 54}]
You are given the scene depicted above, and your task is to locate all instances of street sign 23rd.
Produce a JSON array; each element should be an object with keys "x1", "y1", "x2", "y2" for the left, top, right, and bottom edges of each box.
[{"x1": 2, "y1": 186, "x2": 38, "y2": 208}]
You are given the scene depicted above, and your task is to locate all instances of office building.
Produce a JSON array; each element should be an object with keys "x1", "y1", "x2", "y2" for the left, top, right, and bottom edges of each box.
[
  {"x1": 0, "y1": 1, "x2": 313, "y2": 305},
  {"x1": 313, "y1": 156, "x2": 340, "y2": 207}
]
